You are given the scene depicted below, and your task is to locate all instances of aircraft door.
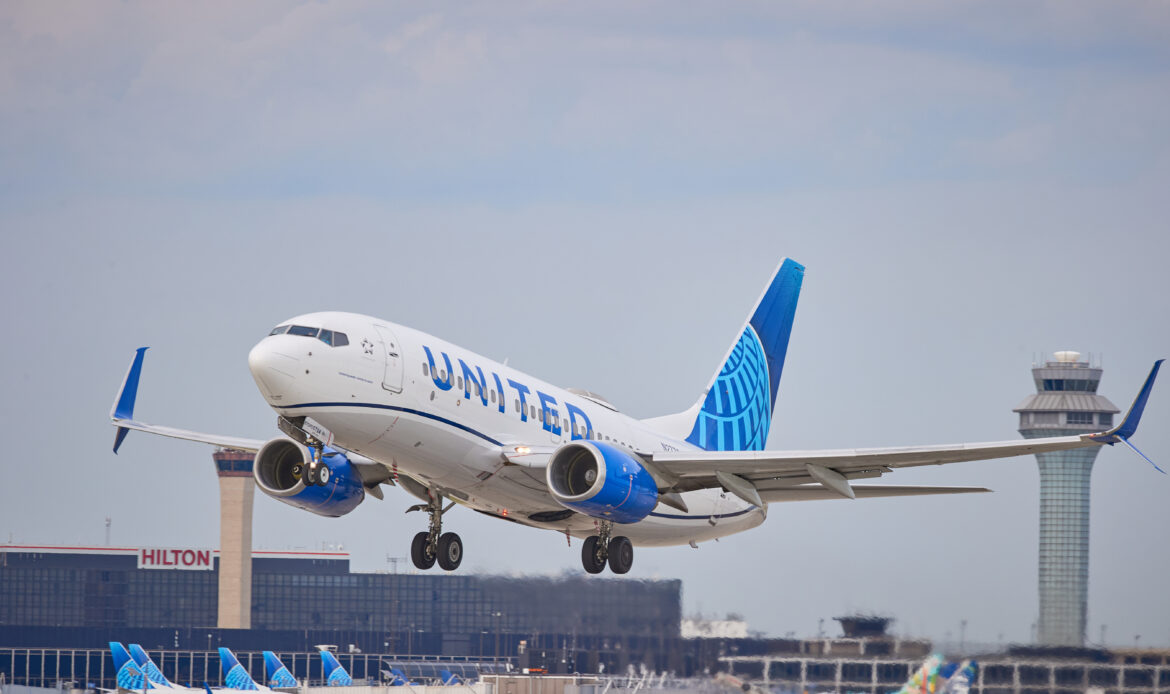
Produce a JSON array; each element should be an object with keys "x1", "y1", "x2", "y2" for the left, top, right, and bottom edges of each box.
[{"x1": 372, "y1": 325, "x2": 404, "y2": 393}]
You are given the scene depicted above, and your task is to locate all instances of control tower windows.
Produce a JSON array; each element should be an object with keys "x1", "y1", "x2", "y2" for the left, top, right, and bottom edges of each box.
[{"x1": 1042, "y1": 379, "x2": 1098, "y2": 392}]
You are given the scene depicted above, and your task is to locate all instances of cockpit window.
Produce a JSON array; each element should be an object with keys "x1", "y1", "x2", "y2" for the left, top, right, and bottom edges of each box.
[
  {"x1": 275, "y1": 324, "x2": 349, "y2": 347},
  {"x1": 287, "y1": 325, "x2": 319, "y2": 338}
]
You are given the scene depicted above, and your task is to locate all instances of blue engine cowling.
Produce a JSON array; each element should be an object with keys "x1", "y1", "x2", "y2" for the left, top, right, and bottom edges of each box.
[
  {"x1": 253, "y1": 438, "x2": 364, "y2": 517},
  {"x1": 546, "y1": 441, "x2": 659, "y2": 523}
]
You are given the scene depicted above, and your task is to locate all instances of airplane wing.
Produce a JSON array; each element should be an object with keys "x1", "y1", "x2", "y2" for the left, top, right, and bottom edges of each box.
[
  {"x1": 111, "y1": 348, "x2": 265, "y2": 453},
  {"x1": 646, "y1": 360, "x2": 1162, "y2": 504}
]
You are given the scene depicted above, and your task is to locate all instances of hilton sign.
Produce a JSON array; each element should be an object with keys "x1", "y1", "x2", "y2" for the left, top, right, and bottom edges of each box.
[{"x1": 138, "y1": 547, "x2": 214, "y2": 570}]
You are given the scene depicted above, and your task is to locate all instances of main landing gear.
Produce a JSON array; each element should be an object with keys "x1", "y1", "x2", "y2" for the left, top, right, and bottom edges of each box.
[
  {"x1": 407, "y1": 491, "x2": 463, "y2": 571},
  {"x1": 581, "y1": 521, "x2": 634, "y2": 575},
  {"x1": 296, "y1": 445, "x2": 331, "y2": 486}
]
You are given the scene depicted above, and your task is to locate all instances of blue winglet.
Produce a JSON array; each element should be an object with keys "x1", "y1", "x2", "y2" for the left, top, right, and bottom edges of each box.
[
  {"x1": 111, "y1": 347, "x2": 148, "y2": 454},
  {"x1": 1091, "y1": 359, "x2": 1163, "y2": 444}
]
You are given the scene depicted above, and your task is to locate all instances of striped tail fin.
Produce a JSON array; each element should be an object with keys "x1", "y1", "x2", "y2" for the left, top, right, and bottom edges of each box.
[
  {"x1": 111, "y1": 642, "x2": 151, "y2": 692},
  {"x1": 319, "y1": 650, "x2": 353, "y2": 687},
  {"x1": 218, "y1": 648, "x2": 259, "y2": 691},
  {"x1": 263, "y1": 651, "x2": 297, "y2": 689},
  {"x1": 685, "y1": 258, "x2": 804, "y2": 451},
  {"x1": 129, "y1": 644, "x2": 173, "y2": 688}
]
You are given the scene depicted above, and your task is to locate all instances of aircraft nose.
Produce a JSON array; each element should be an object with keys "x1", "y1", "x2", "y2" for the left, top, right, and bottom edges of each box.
[{"x1": 248, "y1": 340, "x2": 298, "y2": 402}]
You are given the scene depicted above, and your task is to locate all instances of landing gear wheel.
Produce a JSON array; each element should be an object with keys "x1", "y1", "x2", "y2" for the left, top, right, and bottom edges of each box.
[
  {"x1": 410, "y1": 531, "x2": 435, "y2": 570},
  {"x1": 316, "y1": 464, "x2": 331, "y2": 486},
  {"x1": 608, "y1": 536, "x2": 633, "y2": 574},
  {"x1": 581, "y1": 536, "x2": 607, "y2": 574},
  {"x1": 437, "y1": 532, "x2": 463, "y2": 571}
]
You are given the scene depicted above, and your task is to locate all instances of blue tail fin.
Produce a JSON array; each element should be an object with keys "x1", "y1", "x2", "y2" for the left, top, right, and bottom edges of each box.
[
  {"x1": 129, "y1": 644, "x2": 172, "y2": 688},
  {"x1": 319, "y1": 650, "x2": 353, "y2": 687},
  {"x1": 263, "y1": 651, "x2": 297, "y2": 689},
  {"x1": 111, "y1": 642, "x2": 150, "y2": 691},
  {"x1": 218, "y1": 648, "x2": 259, "y2": 691},
  {"x1": 684, "y1": 258, "x2": 804, "y2": 451}
]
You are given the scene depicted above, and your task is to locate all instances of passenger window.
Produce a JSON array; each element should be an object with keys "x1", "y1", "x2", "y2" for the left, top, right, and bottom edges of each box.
[
  {"x1": 530, "y1": 405, "x2": 537, "y2": 420},
  {"x1": 457, "y1": 376, "x2": 464, "y2": 390},
  {"x1": 515, "y1": 399, "x2": 520, "y2": 413},
  {"x1": 423, "y1": 363, "x2": 430, "y2": 376},
  {"x1": 563, "y1": 418, "x2": 569, "y2": 431},
  {"x1": 490, "y1": 390, "x2": 496, "y2": 404},
  {"x1": 333, "y1": 332, "x2": 349, "y2": 347},
  {"x1": 269, "y1": 325, "x2": 290, "y2": 336},
  {"x1": 440, "y1": 370, "x2": 447, "y2": 381},
  {"x1": 318, "y1": 329, "x2": 334, "y2": 345}
]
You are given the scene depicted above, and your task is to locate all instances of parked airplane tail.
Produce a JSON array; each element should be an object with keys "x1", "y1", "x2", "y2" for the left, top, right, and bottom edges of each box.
[
  {"x1": 263, "y1": 652, "x2": 297, "y2": 689},
  {"x1": 387, "y1": 668, "x2": 410, "y2": 686},
  {"x1": 110, "y1": 642, "x2": 151, "y2": 691},
  {"x1": 218, "y1": 648, "x2": 260, "y2": 691},
  {"x1": 892, "y1": 655, "x2": 978, "y2": 694},
  {"x1": 129, "y1": 644, "x2": 174, "y2": 688},
  {"x1": 644, "y1": 257, "x2": 804, "y2": 451},
  {"x1": 319, "y1": 650, "x2": 353, "y2": 687}
]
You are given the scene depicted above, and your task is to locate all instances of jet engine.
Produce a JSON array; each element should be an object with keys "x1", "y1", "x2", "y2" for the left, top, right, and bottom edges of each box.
[
  {"x1": 546, "y1": 441, "x2": 659, "y2": 523},
  {"x1": 253, "y1": 438, "x2": 365, "y2": 517}
]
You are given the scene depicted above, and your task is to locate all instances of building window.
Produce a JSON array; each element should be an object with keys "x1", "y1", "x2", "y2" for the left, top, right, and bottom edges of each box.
[
  {"x1": 1067, "y1": 412, "x2": 1093, "y2": 425},
  {"x1": 1098, "y1": 413, "x2": 1113, "y2": 427}
]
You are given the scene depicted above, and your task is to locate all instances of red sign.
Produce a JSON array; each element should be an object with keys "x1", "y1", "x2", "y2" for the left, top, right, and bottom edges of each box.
[{"x1": 138, "y1": 548, "x2": 213, "y2": 570}]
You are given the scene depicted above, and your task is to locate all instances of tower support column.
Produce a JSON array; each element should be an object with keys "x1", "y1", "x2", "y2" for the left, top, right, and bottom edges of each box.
[{"x1": 213, "y1": 450, "x2": 255, "y2": 629}]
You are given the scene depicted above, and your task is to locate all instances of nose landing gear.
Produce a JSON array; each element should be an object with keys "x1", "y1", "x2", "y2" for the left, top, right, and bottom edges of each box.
[
  {"x1": 580, "y1": 521, "x2": 634, "y2": 575},
  {"x1": 407, "y1": 490, "x2": 462, "y2": 571}
]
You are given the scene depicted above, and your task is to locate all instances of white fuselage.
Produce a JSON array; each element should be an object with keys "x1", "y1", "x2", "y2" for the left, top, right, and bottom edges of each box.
[{"x1": 247, "y1": 312, "x2": 765, "y2": 547}]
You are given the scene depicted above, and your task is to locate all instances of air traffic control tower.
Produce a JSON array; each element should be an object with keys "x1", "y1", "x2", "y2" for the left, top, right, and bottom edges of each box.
[
  {"x1": 1014, "y1": 351, "x2": 1119, "y2": 647},
  {"x1": 213, "y1": 449, "x2": 255, "y2": 629}
]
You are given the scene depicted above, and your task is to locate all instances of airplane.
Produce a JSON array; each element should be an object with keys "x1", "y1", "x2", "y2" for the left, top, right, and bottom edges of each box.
[
  {"x1": 218, "y1": 648, "x2": 268, "y2": 691},
  {"x1": 319, "y1": 650, "x2": 354, "y2": 686},
  {"x1": 110, "y1": 642, "x2": 154, "y2": 692},
  {"x1": 262, "y1": 652, "x2": 298, "y2": 690},
  {"x1": 893, "y1": 655, "x2": 978, "y2": 694},
  {"x1": 109, "y1": 258, "x2": 1164, "y2": 574},
  {"x1": 128, "y1": 644, "x2": 188, "y2": 691}
]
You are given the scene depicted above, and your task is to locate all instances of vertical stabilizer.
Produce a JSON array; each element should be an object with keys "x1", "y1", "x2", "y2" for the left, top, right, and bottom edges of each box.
[
  {"x1": 646, "y1": 258, "x2": 803, "y2": 451},
  {"x1": 129, "y1": 644, "x2": 173, "y2": 688},
  {"x1": 319, "y1": 651, "x2": 353, "y2": 687},
  {"x1": 111, "y1": 642, "x2": 151, "y2": 692},
  {"x1": 263, "y1": 652, "x2": 297, "y2": 689},
  {"x1": 218, "y1": 648, "x2": 259, "y2": 691}
]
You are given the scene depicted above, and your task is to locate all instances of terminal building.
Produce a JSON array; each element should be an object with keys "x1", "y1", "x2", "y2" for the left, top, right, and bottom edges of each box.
[{"x1": 0, "y1": 544, "x2": 680, "y2": 659}]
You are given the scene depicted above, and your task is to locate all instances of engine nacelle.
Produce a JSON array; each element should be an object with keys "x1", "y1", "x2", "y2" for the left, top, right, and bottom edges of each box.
[
  {"x1": 253, "y1": 438, "x2": 365, "y2": 517},
  {"x1": 546, "y1": 441, "x2": 659, "y2": 523}
]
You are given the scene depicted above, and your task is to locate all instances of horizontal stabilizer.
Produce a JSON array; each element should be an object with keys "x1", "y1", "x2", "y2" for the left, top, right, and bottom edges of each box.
[{"x1": 760, "y1": 485, "x2": 990, "y2": 503}]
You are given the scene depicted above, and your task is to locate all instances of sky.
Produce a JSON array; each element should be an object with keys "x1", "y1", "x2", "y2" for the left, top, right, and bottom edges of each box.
[{"x1": 1, "y1": 1, "x2": 1168, "y2": 649}]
